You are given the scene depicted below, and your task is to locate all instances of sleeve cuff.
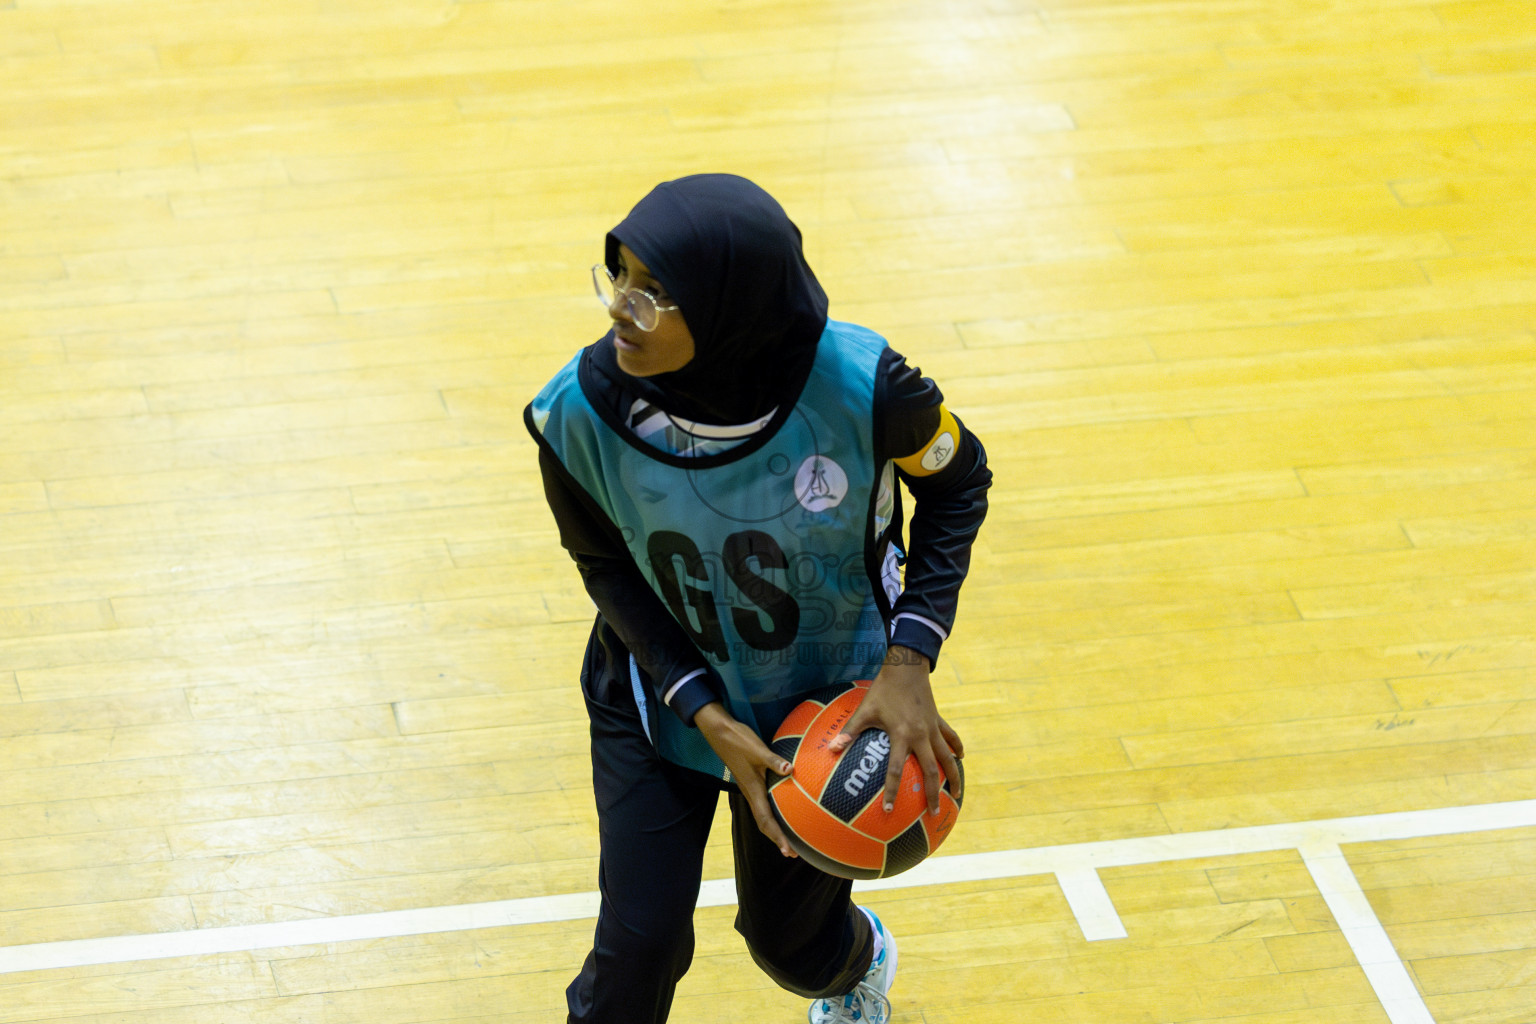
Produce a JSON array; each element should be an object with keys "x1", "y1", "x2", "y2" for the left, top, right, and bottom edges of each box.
[
  {"x1": 663, "y1": 669, "x2": 720, "y2": 727},
  {"x1": 890, "y1": 614, "x2": 946, "y2": 668}
]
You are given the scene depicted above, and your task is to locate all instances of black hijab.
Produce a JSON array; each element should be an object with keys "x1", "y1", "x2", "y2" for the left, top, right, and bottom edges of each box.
[{"x1": 592, "y1": 174, "x2": 829, "y2": 425}]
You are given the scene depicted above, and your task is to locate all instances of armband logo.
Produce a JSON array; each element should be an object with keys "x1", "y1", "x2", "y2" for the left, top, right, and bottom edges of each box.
[{"x1": 920, "y1": 431, "x2": 956, "y2": 472}]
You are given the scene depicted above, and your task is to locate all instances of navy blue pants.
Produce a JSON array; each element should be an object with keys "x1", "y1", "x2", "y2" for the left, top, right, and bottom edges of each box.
[{"x1": 567, "y1": 631, "x2": 874, "y2": 1023}]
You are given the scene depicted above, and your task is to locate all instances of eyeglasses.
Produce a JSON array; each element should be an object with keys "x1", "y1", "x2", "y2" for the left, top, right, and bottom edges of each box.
[{"x1": 592, "y1": 264, "x2": 678, "y2": 332}]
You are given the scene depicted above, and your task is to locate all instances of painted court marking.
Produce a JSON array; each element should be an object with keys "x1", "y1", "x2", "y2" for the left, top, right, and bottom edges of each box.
[
  {"x1": 3, "y1": 799, "x2": 1532, "y2": 1022},
  {"x1": 1301, "y1": 844, "x2": 1435, "y2": 1024},
  {"x1": 1053, "y1": 865, "x2": 1130, "y2": 941}
]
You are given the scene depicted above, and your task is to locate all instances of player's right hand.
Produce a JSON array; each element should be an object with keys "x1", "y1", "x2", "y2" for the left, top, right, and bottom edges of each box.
[{"x1": 694, "y1": 701, "x2": 800, "y2": 858}]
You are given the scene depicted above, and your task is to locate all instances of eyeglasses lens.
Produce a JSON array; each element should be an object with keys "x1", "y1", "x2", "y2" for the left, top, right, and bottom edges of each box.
[
  {"x1": 593, "y1": 267, "x2": 616, "y2": 308},
  {"x1": 592, "y1": 265, "x2": 659, "y2": 331},
  {"x1": 628, "y1": 293, "x2": 658, "y2": 331}
]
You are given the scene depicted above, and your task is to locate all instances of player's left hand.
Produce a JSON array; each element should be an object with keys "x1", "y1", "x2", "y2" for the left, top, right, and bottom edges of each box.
[{"x1": 829, "y1": 645, "x2": 964, "y2": 817}]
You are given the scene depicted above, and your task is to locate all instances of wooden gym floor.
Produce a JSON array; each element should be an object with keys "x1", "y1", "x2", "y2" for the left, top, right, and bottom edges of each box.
[{"x1": 1, "y1": 0, "x2": 1533, "y2": 1021}]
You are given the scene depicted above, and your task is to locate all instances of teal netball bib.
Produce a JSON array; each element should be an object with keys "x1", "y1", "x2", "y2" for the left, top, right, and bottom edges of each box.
[{"x1": 531, "y1": 321, "x2": 893, "y2": 778}]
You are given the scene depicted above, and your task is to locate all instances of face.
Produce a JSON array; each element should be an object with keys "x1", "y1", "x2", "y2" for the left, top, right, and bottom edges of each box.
[{"x1": 608, "y1": 244, "x2": 696, "y2": 377}]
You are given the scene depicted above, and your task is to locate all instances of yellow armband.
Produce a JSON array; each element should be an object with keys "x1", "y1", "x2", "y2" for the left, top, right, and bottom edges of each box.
[{"x1": 894, "y1": 404, "x2": 960, "y2": 477}]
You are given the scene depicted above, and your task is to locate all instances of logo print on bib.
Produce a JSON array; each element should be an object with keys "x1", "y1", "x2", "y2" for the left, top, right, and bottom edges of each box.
[{"x1": 794, "y1": 455, "x2": 848, "y2": 512}]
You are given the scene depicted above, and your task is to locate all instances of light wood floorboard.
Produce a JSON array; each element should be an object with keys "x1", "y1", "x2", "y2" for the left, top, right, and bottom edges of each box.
[{"x1": 2, "y1": 0, "x2": 1533, "y2": 1020}]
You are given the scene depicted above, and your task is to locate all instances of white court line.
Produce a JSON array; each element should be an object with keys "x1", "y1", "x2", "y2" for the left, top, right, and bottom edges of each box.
[
  {"x1": 1301, "y1": 844, "x2": 1435, "y2": 1024},
  {"x1": 1054, "y1": 866, "x2": 1130, "y2": 941},
  {"x1": 2, "y1": 798, "x2": 1532, "y2": 1019}
]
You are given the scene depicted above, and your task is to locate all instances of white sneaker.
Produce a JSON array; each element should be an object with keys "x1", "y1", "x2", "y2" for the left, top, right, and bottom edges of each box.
[{"x1": 807, "y1": 910, "x2": 897, "y2": 1024}]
